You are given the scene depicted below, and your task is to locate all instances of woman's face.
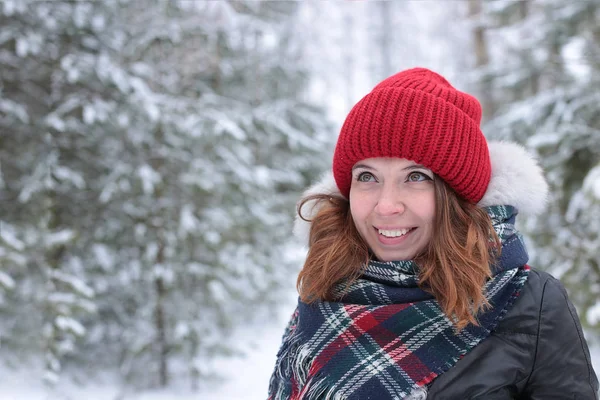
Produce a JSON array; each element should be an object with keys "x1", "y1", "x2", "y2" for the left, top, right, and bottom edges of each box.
[{"x1": 349, "y1": 157, "x2": 435, "y2": 262}]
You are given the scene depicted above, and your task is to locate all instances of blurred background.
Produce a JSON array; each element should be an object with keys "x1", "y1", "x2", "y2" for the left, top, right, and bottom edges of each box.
[{"x1": 0, "y1": 0, "x2": 599, "y2": 399}]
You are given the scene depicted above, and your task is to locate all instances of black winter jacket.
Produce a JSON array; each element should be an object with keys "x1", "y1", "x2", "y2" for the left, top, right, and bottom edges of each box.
[{"x1": 426, "y1": 269, "x2": 599, "y2": 399}]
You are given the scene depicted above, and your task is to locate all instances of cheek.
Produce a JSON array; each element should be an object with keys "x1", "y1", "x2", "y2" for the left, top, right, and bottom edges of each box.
[
  {"x1": 413, "y1": 193, "x2": 436, "y2": 223},
  {"x1": 349, "y1": 191, "x2": 372, "y2": 221}
]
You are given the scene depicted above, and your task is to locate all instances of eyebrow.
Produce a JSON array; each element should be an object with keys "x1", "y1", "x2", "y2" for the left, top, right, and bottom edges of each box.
[
  {"x1": 404, "y1": 164, "x2": 429, "y2": 171},
  {"x1": 351, "y1": 163, "x2": 430, "y2": 172},
  {"x1": 352, "y1": 164, "x2": 374, "y2": 171}
]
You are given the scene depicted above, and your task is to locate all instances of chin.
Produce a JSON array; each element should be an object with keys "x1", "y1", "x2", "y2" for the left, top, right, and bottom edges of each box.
[{"x1": 374, "y1": 251, "x2": 414, "y2": 262}]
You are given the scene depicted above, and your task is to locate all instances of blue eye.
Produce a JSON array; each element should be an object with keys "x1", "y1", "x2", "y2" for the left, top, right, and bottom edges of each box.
[
  {"x1": 357, "y1": 172, "x2": 376, "y2": 182},
  {"x1": 407, "y1": 172, "x2": 431, "y2": 182}
]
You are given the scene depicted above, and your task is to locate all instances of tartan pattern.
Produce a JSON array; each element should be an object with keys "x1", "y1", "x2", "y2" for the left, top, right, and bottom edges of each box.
[{"x1": 269, "y1": 206, "x2": 529, "y2": 400}]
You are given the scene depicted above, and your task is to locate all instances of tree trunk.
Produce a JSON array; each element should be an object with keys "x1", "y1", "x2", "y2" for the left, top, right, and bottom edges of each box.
[
  {"x1": 380, "y1": 1, "x2": 392, "y2": 79},
  {"x1": 519, "y1": 0, "x2": 540, "y2": 99},
  {"x1": 154, "y1": 243, "x2": 168, "y2": 387},
  {"x1": 211, "y1": 30, "x2": 225, "y2": 93},
  {"x1": 343, "y1": 6, "x2": 355, "y2": 111},
  {"x1": 45, "y1": 195, "x2": 66, "y2": 384},
  {"x1": 468, "y1": 0, "x2": 488, "y2": 67},
  {"x1": 468, "y1": 0, "x2": 493, "y2": 120}
]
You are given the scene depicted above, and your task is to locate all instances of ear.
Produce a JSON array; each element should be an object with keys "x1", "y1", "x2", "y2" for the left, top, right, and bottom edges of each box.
[
  {"x1": 477, "y1": 141, "x2": 549, "y2": 215},
  {"x1": 293, "y1": 171, "x2": 342, "y2": 245}
]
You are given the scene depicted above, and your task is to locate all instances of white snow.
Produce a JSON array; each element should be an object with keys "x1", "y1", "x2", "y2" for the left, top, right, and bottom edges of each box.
[
  {"x1": 47, "y1": 292, "x2": 96, "y2": 313},
  {"x1": 583, "y1": 165, "x2": 600, "y2": 201},
  {"x1": 1, "y1": 0, "x2": 26, "y2": 17},
  {"x1": 50, "y1": 269, "x2": 95, "y2": 299},
  {"x1": 0, "y1": 98, "x2": 30, "y2": 123},
  {"x1": 0, "y1": 296, "x2": 295, "y2": 400},
  {"x1": 207, "y1": 279, "x2": 228, "y2": 304},
  {"x1": 137, "y1": 164, "x2": 162, "y2": 195},
  {"x1": 588, "y1": 303, "x2": 600, "y2": 326},
  {"x1": 215, "y1": 117, "x2": 248, "y2": 140},
  {"x1": 0, "y1": 222, "x2": 25, "y2": 251},
  {"x1": 46, "y1": 229, "x2": 75, "y2": 248},
  {"x1": 0, "y1": 270, "x2": 15, "y2": 289},
  {"x1": 55, "y1": 316, "x2": 86, "y2": 337},
  {"x1": 92, "y1": 244, "x2": 114, "y2": 271},
  {"x1": 53, "y1": 166, "x2": 86, "y2": 189},
  {"x1": 179, "y1": 204, "x2": 200, "y2": 235},
  {"x1": 15, "y1": 32, "x2": 43, "y2": 57}
]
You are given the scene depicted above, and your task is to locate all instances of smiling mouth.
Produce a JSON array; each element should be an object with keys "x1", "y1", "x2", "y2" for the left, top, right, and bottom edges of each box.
[{"x1": 375, "y1": 227, "x2": 416, "y2": 238}]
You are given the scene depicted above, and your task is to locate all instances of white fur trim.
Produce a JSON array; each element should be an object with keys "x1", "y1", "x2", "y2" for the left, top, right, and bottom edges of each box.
[
  {"x1": 477, "y1": 141, "x2": 549, "y2": 215},
  {"x1": 293, "y1": 172, "x2": 341, "y2": 246},
  {"x1": 294, "y1": 141, "x2": 549, "y2": 244}
]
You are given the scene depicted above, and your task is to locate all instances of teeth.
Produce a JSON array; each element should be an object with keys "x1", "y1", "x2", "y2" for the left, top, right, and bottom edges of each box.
[{"x1": 378, "y1": 228, "x2": 410, "y2": 237}]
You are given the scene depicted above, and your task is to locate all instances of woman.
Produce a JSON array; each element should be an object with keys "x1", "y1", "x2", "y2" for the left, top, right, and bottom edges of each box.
[{"x1": 268, "y1": 68, "x2": 598, "y2": 399}]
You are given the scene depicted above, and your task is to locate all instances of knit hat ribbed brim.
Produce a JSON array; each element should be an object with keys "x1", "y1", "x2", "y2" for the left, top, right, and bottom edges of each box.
[{"x1": 332, "y1": 67, "x2": 491, "y2": 203}]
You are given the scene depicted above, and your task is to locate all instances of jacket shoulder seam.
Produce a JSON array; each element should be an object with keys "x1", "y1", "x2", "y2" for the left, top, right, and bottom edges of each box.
[{"x1": 522, "y1": 277, "x2": 548, "y2": 389}]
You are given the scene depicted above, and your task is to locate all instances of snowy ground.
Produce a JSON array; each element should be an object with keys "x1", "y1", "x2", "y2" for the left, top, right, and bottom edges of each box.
[
  {"x1": 0, "y1": 302, "x2": 293, "y2": 400},
  {"x1": 2, "y1": 308, "x2": 599, "y2": 400},
  {"x1": 202, "y1": 311, "x2": 291, "y2": 400}
]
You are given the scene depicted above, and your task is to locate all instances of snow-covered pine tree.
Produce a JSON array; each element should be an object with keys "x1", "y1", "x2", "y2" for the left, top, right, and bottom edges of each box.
[
  {"x1": 472, "y1": 0, "x2": 600, "y2": 333},
  {"x1": 1, "y1": 0, "x2": 331, "y2": 389},
  {"x1": 0, "y1": 221, "x2": 26, "y2": 361},
  {"x1": 0, "y1": 0, "x2": 116, "y2": 383},
  {"x1": 158, "y1": 0, "x2": 332, "y2": 387}
]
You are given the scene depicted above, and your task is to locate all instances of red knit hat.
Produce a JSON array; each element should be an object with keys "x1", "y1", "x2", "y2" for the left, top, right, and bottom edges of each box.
[{"x1": 332, "y1": 67, "x2": 491, "y2": 203}]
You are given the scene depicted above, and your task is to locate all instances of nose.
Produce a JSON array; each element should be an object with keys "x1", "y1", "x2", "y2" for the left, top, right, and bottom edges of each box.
[{"x1": 374, "y1": 183, "x2": 405, "y2": 216}]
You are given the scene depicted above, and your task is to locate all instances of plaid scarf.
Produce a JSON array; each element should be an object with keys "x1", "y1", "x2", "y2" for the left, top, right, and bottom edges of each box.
[{"x1": 268, "y1": 205, "x2": 530, "y2": 400}]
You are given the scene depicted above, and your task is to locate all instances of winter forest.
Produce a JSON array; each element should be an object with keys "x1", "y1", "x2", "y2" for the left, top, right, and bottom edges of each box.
[{"x1": 0, "y1": 0, "x2": 599, "y2": 399}]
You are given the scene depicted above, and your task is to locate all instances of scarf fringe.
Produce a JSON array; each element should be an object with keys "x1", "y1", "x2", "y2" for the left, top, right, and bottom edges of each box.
[
  {"x1": 286, "y1": 340, "x2": 430, "y2": 400},
  {"x1": 296, "y1": 372, "x2": 428, "y2": 400},
  {"x1": 298, "y1": 374, "x2": 342, "y2": 400},
  {"x1": 270, "y1": 329, "x2": 317, "y2": 399}
]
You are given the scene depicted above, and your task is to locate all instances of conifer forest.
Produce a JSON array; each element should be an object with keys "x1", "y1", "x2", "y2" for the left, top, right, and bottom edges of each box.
[{"x1": 0, "y1": 0, "x2": 598, "y2": 398}]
